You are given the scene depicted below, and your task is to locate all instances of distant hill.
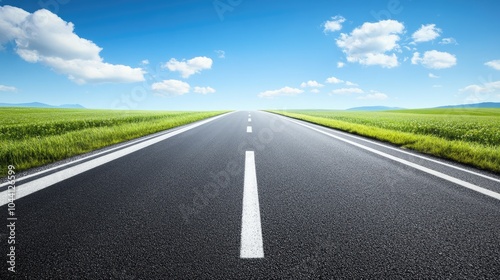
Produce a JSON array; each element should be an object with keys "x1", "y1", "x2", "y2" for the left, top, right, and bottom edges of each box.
[
  {"x1": 0, "y1": 102, "x2": 85, "y2": 109},
  {"x1": 346, "y1": 102, "x2": 500, "y2": 111},
  {"x1": 346, "y1": 106, "x2": 404, "y2": 111},
  {"x1": 435, "y1": 102, "x2": 500, "y2": 109}
]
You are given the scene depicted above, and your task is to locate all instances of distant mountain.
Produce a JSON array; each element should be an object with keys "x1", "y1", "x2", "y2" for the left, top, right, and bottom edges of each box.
[
  {"x1": 59, "y1": 104, "x2": 86, "y2": 109},
  {"x1": 0, "y1": 102, "x2": 85, "y2": 109},
  {"x1": 346, "y1": 106, "x2": 404, "y2": 111},
  {"x1": 346, "y1": 102, "x2": 500, "y2": 111},
  {"x1": 435, "y1": 102, "x2": 500, "y2": 109}
]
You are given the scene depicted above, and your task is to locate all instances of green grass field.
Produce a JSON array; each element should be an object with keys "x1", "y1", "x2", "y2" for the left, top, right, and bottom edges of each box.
[
  {"x1": 0, "y1": 108, "x2": 227, "y2": 177},
  {"x1": 269, "y1": 109, "x2": 500, "y2": 174}
]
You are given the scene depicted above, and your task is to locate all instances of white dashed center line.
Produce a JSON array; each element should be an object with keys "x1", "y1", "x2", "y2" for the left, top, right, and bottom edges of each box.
[
  {"x1": 247, "y1": 126, "x2": 252, "y2": 133},
  {"x1": 240, "y1": 151, "x2": 264, "y2": 258}
]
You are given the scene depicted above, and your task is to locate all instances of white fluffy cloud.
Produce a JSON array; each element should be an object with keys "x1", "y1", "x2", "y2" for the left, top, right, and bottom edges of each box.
[
  {"x1": 336, "y1": 20, "x2": 404, "y2": 68},
  {"x1": 0, "y1": 85, "x2": 17, "y2": 92},
  {"x1": 485, "y1": 60, "x2": 500, "y2": 70},
  {"x1": 412, "y1": 24, "x2": 441, "y2": 43},
  {"x1": 330, "y1": 87, "x2": 364, "y2": 95},
  {"x1": 429, "y1": 73, "x2": 440, "y2": 79},
  {"x1": 357, "y1": 91, "x2": 388, "y2": 100},
  {"x1": 412, "y1": 50, "x2": 456, "y2": 69},
  {"x1": 258, "y1": 87, "x2": 303, "y2": 98},
  {"x1": 324, "y1": 16, "x2": 345, "y2": 33},
  {"x1": 460, "y1": 81, "x2": 500, "y2": 94},
  {"x1": 411, "y1": 52, "x2": 421, "y2": 64},
  {"x1": 325, "y1": 77, "x2": 357, "y2": 86},
  {"x1": 152, "y1": 79, "x2": 190, "y2": 96},
  {"x1": 164, "y1": 56, "x2": 212, "y2": 78},
  {"x1": 337, "y1": 62, "x2": 345, "y2": 68},
  {"x1": 0, "y1": 6, "x2": 144, "y2": 84},
  {"x1": 460, "y1": 81, "x2": 500, "y2": 102},
  {"x1": 0, "y1": 6, "x2": 29, "y2": 47},
  {"x1": 325, "y1": 77, "x2": 344, "y2": 84},
  {"x1": 300, "y1": 80, "x2": 324, "y2": 88},
  {"x1": 194, "y1": 86, "x2": 216, "y2": 94}
]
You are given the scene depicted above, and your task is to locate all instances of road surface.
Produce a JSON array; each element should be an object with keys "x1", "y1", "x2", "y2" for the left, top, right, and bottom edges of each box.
[{"x1": 1, "y1": 111, "x2": 499, "y2": 279}]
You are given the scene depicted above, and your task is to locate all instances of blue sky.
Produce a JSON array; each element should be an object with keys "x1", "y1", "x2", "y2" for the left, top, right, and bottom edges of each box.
[{"x1": 0, "y1": 0, "x2": 499, "y2": 110}]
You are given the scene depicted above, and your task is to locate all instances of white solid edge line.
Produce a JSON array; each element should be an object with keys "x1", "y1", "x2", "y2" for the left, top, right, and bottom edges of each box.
[
  {"x1": 266, "y1": 112, "x2": 500, "y2": 184},
  {"x1": 0, "y1": 129, "x2": 164, "y2": 188},
  {"x1": 312, "y1": 121, "x2": 500, "y2": 184},
  {"x1": 0, "y1": 112, "x2": 235, "y2": 189},
  {"x1": 247, "y1": 126, "x2": 252, "y2": 133},
  {"x1": 0, "y1": 112, "x2": 232, "y2": 206},
  {"x1": 287, "y1": 118, "x2": 500, "y2": 201},
  {"x1": 240, "y1": 151, "x2": 264, "y2": 258}
]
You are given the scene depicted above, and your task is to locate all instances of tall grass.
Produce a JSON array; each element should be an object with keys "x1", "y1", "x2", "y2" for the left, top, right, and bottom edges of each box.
[
  {"x1": 269, "y1": 109, "x2": 500, "y2": 174},
  {"x1": 0, "y1": 108, "x2": 227, "y2": 177}
]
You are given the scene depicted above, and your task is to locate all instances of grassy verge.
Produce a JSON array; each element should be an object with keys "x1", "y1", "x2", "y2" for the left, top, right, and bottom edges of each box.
[
  {"x1": 0, "y1": 108, "x2": 228, "y2": 177},
  {"x1": 268, "y1": 109, "x2": 500, "y2": 174}
]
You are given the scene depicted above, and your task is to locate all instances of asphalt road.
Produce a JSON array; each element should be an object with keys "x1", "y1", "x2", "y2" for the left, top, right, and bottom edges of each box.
[{"x1": 1, "y1": 111, "x2": 499, "y2": 279}]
